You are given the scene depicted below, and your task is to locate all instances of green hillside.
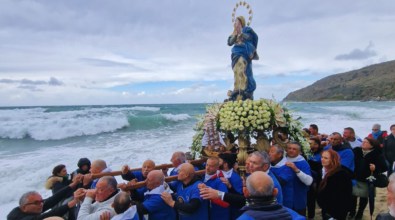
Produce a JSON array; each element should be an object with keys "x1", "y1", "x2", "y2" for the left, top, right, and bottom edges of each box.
[{"x1": 283, "y1": 60, "x2": 395, "y2": 102}]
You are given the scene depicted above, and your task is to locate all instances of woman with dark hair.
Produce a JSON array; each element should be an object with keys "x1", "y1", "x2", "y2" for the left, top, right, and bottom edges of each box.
[
  {"x1": 349, "y1": 137, "x2": 388, "y2": 220},
  {"x1": 45, "y1": 164, "x2": 75, "y2": 220},
  {"x1": 317, "y1": 150, "x2": 353, "y2": 220}
]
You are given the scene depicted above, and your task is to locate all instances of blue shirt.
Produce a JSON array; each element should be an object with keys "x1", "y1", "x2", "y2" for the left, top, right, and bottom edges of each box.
[
  {"x1": 271, "y1": 165, "x2": 295, "y2": 208},
  {"x1": 143, "y1": 194, "x2": 176, "y2": 220},
  {"x1": 237, "y1": 207, "x2": 306, "y2": 220},
  {"x1": 228, "y1": 171, "x2": 244, "y2": 220},
  {"x1": 170, "y1": 166, "x2": 199, "y2": 176},
  {"x1": 268, "y1": 171, "x2": 283, "y2": 205},
  {"x1": 205, "y1": 177, "x2": 230, "y2": 220},
  {"x1": 308, "y1": 152, "x2": 322, "y2": 163},
  {"x1": 122, "y1": 170, "x2": 144, "y2": 182},
  {"x1": 292, "y1": 160, "x2": 312, "y2": 210},
  {"x1": 171, "y1": 180, "x2": 209, "y2": 220}
]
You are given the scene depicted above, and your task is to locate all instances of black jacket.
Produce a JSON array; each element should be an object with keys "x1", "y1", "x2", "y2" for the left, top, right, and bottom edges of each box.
[
  {"x1": 383, "y1": 134, "x2": 395, "y2": 162},
  {"x1": 353, "y1": 147, "x2": 388, "y2": 183},
  {"x1": 317, "y1": 167, "x2": 354, "y2": 220},
  {"x1": 7, "y1": 185, "x2": 73, "y2": 220}
]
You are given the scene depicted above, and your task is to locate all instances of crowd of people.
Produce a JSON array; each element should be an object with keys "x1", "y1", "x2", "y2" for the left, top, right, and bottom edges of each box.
[{"x1": 6, "y1": 123, "x2": 395, "y2": 220}]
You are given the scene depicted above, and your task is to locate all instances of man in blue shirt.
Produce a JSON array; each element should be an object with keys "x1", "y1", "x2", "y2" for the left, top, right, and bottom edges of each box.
[
  {"x1": 161, "y1": 163, "x2": 208, "y2": 220},
  {"x1": 202, "y1": 157, "x2": 230, "y2": 220},
  {"x1": 162, "y1": 151, "x2": 199, "y2": 176},
  {"x1": 237, "y1": 171, "x2": 305, "y2": 220},
  {"x1": 120, "y1": 159, "x2": 156, "y2": 202},
  {"x1": 133, "y1": 170, "x2": 175, "y2": 220},
  {"x1": 219, "y1": 153, "x2": 244, "y2": 219},
  {"x1": 323, "y1": 132, "x2": 355, "y2": 171},
  {"x1": 269, "y1": 145, "x2": 294, "y2": 208},
  {"x1": 285, "y1": 141, "x2": 313, "y2": 216},
  {"x1": 249, "y1": 151, "x2": 283, "y2": 205}
]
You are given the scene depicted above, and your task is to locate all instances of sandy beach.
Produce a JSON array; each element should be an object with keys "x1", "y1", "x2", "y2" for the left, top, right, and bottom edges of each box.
[{"x1": 313, "y1": 187, "x2": 388, "y2": 220}]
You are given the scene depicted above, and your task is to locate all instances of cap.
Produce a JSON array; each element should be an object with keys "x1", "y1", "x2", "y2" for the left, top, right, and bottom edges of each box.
[{"x1": 372, "y1": 124, "x2": 381, "y2": 130}]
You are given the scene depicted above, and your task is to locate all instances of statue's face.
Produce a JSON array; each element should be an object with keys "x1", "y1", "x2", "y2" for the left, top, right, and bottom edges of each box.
[{"x1": 236, "y1": 19, "x2": 242, "y2": 30}]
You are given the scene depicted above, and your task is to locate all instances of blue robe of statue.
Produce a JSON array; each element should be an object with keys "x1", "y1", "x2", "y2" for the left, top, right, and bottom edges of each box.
[{"x1": 229, "y1": 26, "x2": 259, "y2": 101}]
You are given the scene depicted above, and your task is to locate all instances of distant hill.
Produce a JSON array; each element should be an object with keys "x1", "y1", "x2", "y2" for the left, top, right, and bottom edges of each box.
[{"x1": 283, "y1": 60, "x2": 395, "y2": 102}]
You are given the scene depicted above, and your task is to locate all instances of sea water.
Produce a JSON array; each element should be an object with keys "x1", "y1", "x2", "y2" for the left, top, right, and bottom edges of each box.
[{"x1": 0, "y1": 101, "x2": 394, "y2": 217}]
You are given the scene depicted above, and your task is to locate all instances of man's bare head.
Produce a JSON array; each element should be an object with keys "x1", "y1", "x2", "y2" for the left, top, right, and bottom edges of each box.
[
  {"x1": 177, "y1": 163, "x2": 195, "y2": 182},
  {"x1": 246, "y1": 171, "x2": 276, "y2": 197},
  {"x1": 113, "y1": 192, "x2": 131, "y2": 215},
  {"x1": 171, "y1": 151, "x2": 186, "y2": 168},
  {"x1": 146, "y1": 170, "x2": 164, "y2": 190},
  {"x1": 142, "y1": 159, "x2": 155, "y2": 178},
  {"x1": 90, "y1": 159, "x2": 107, "y2": 174}
]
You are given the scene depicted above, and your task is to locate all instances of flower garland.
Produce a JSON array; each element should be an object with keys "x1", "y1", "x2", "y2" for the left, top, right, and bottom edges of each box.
[{"x1": 190, "y1": 99, "x2": 311, "y2": 159}]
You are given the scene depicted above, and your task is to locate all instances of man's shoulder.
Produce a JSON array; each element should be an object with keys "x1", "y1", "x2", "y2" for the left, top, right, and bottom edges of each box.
[
  {"x1": 376, "y1": 213, "x2": 395, "y2": 220},
  {"x1": 237, "y1": 213, "x2": 255, "y2": 220}
]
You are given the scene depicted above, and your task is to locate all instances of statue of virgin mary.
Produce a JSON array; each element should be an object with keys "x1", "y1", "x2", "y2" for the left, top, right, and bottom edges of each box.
[{"x1": 227, "y1": 16, "x2": 259, "y2": 101}]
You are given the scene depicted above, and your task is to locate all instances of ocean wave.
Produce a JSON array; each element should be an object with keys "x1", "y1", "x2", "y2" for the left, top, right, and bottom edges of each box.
[
  {"x1": 0, "y1": 107, "x2": 130, "y2": 141},
  {"x1": 128, "y1": 106, "x2": 160, "y2": 111},
  {"x1": 161, "y1": 113, "x2": 190, "y2": 122}
]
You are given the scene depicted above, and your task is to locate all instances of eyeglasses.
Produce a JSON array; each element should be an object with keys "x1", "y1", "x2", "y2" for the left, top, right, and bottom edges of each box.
[
  {"x1": 25, "y1": 200, "x2": 44, "y2": 206},
  {"x1": 372, "y1": 129, "x2": 379, "y2": 131}
]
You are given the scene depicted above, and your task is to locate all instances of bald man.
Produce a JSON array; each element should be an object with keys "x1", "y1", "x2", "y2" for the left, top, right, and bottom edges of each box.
[
  {"x1": 128, "y1": 170, "x2": 175, "y2": 220},
  {"x1": 120, "y1": 159, "x2": 156, "y2": 202},
  {"x1": 121, "y1": 159, "x2": 156, "y2": 182},
  {"x1": 161, "y1": 164, "x2": 208, "y2": 220},
  {"x1": 164, "y1": 151, "x2": 198, "y2": 176},
  {"x1": 238, "y1": 172, "x2": 305, "y2": 220},
  {"x1": 84, "y1": 159, "x2": 112, "y2": 189}
]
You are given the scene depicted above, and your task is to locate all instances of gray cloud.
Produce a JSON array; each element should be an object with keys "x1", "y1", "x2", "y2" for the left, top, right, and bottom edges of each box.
[
  {"x1": 48, "y1": 77, "x2": 64, "y2": 86},
  {"x1": 335, "y1": 41, "x2": 377, "y2": 60},
  {"x1": 20, "y1": 79, "x2": 47, "y2": 85},
  {"x1": 257, "y1": 75, "x2": 269, "y2": 80},
  {"x1": 275, "y1": 73, "x2": 287, "y2": 77},
  {"x1": 0, "y1": 77, "x2": 64, "y2": 86},
  {"x1": 17, "y1": 85, "x2": 44, "y2": 92}
]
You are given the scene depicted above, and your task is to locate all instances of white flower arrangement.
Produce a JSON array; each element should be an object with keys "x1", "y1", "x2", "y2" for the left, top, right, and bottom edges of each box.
[{"x1": 190, "y1": 99, "x2": 311, "y2": 159}]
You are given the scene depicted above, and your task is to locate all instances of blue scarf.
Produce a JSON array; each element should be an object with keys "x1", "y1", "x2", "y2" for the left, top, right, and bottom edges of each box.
[{"x1": 372, "y1": 130, "x2": 382, "y2": 139}]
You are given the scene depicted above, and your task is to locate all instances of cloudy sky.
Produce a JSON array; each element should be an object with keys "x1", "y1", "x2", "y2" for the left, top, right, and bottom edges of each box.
[{"x1": 0, "y1": 0, "x2": 394, "y2": 106}]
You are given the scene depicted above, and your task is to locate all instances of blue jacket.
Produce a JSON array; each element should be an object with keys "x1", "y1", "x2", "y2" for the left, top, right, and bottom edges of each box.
[
  {"x1": 271, "y1": 158, "x2": 295, "y2": 208},
  {"x1": 205, "y1": 174, "x2": 230, "y2": 220},
  {"x1": 143, "y1": 194, "x2": 176, "y2": 220},
  {"x1": 292, "y1": 160, "x2": 311, "y2": 210},
  {"x1": 268, "y1": 171, "x2": 283, "y2": 205},
  {"x1": 227, "y1": 170, "x2": 244, "y2": 220},
  {"x1": 237, "y1": 203, "x2": 306, "y2": 220}
]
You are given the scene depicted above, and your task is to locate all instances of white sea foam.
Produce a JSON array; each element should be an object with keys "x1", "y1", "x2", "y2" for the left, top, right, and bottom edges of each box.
[
  {"x1": 0, "y1": 107, "x2": 130, "y2": 140},
  {"x1": 128, "y1": 106, "x2": 160, "y2": 111},
  {"x1": 161, "y1": 113, "x2": 190, "y2": 122}
]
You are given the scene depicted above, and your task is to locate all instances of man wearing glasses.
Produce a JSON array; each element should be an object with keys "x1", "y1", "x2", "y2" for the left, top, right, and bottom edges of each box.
[{"x1": 7, "y1": 175, "x2": 83, "y2": 220}]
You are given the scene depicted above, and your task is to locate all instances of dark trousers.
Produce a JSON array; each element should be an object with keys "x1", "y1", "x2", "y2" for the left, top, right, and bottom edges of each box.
[
  {"x1": 349, "y1": 195, "x2": 368, "y2": 216},
  {"x1": 387, "y1": 160, "x2": 394, "y2": 177},
  {"x1": 307, "y1": 184, "x2": 317, "y2": 218},
  {"x1": 294, "y1": 208, "x2": 306, "y2": 217}
]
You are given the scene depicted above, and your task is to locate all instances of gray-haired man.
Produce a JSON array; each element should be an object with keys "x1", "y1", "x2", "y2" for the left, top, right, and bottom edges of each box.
[{"x1": 7, "y1": 176, "x2": 83, "y2": 220}]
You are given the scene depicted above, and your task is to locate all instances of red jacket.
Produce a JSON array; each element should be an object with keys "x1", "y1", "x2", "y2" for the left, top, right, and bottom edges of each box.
[{"x1": 368, "y1": 131, "x2": 388, "y2": 146}]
